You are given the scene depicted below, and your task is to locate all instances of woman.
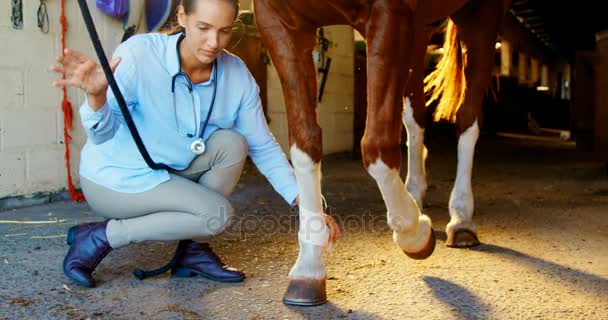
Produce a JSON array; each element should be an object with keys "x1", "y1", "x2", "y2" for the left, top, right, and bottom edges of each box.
[{"x1": 51, "y1": 0, "x2": 337, "y2": 288}]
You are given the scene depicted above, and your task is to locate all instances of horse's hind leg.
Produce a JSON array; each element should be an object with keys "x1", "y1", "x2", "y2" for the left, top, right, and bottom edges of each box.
[
  {"x1": 361, "y1": 3, "x2": 435, "y2": 259},
  {"x1": 254, "y1": 2, "x2": 329, "y2": 306},
  {"x1": 446, "y1": 1, "x2": 506, "y2": 248},
  {"x1": 404, "y1": 26, "x2": 434, "y2": 209}
]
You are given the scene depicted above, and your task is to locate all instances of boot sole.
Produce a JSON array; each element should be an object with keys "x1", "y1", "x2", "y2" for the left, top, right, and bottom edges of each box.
[
  {"x1": 63, "y1": 271, "x2": 95, "y2": 288},
  {"x1": 172, "y1": 267, "x2": 244, "y2": 283}
]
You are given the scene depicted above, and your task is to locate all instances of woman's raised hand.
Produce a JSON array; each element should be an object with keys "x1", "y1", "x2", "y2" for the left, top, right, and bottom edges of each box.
[{"x1": 51, "y1": 48, "x2": 121, "y2": 110}]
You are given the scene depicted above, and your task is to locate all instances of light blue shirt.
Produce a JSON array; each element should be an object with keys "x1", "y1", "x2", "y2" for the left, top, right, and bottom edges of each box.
[{"x1": 78, "y1": 32, "x2": 298, "y2": 205}]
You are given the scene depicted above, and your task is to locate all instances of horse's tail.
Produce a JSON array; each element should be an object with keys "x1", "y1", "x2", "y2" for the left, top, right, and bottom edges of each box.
[{"x1": 424, "y1": 18, "x2": 467, "y2": 123}]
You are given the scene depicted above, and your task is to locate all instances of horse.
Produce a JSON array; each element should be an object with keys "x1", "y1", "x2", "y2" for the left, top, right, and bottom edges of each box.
[{"x1": 253, "y1": 0, "x2": 511, "y2": 306}]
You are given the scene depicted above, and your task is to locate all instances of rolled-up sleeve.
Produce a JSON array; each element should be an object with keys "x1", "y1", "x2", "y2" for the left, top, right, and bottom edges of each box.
[
  {"x1": 234, "y1": 71, "x2": 299, "y2": 205},
  {"x1": 79, "y1": 43, "x2": 138, "y2": 145}
]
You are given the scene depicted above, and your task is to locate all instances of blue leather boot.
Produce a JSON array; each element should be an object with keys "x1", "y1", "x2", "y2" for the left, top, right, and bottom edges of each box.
[
  {"x1": 63, "y1": 220, "x2": 112, "y2": 288},
  {"x1": 172, "y1": 240, "x2": 244, "y2": 282}
]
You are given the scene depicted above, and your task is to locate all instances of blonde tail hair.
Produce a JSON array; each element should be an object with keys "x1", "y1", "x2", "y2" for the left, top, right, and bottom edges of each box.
[{"x1": 424, "y1": 18, "x2": 467, "y2": 122}]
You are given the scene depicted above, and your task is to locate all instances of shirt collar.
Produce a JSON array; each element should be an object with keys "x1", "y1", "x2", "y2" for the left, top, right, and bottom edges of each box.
[
  {"x1": 165, "y1": 32, "x2": 182, "y2": 77},
  {"x1": 165, "y1": 32, "x2": 222, "y2": 86}
]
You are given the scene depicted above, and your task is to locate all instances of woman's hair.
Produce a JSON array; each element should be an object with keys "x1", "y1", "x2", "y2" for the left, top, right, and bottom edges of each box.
[{"x1": 163, "y1": 0, "x2": 240, "y2": 35}]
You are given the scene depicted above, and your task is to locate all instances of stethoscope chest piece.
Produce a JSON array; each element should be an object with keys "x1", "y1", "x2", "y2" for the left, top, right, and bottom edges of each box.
[
  {"x1": 175, "y1": 33, "x2": 217, "y2": 157},
  {"x1": 190, "y1": 138, "x2": 206, "y2": 155}
]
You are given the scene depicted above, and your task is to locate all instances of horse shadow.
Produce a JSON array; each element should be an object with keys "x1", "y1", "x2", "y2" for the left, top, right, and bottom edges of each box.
[
  {"x1": 424, "y1": 239, "x2": 607, "y2": 319},
  {"x1": 423, "y1": 276, "x2": 492, "y2": 320},
  {"x1": 435, "y1": 230, "x2": 606, "y2": 295},
  {"x1": 470, "y1": 243, "x2": 608, "y2": 297}
]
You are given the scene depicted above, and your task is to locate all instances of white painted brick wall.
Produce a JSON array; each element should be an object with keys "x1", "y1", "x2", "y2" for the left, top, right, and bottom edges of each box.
[
  {"x1": 0, "y1": 67, "x2": 24, "y2": 109},
  {"x1": 26, "y1": 146, "x2": 66, "y2": 193},
  {"x1": 1, "y1": 110, "x2": 58, "y2": 149},
  {"x1": 0, "y1": 1, "x2": 11, "y2": 29},
  {"x1": 0, "y1": 151, "x2": 26, "y2": 196},
  {"x1": 25, "y1": 64, "x2": 63, "y2": 109},
  {"x1": 0, "y1": 0, "x2": 129, "y2": 198}
]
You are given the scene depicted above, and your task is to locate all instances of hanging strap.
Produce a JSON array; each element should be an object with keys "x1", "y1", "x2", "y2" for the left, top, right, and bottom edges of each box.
[{"x1": 76, "y1": 0, "x2": 172, "y2": 171}]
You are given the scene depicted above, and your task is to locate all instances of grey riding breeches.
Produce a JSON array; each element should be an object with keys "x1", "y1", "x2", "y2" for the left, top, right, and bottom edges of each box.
[{"x1": 80, "y1": 129, "x2": 248, "y2": 249}]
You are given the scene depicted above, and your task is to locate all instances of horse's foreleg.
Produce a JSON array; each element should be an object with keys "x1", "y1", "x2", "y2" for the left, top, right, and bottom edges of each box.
[
  {"x1": 362, "y1": 6, "x2": 435, "y2": 259},
  {"x1": 255, "y1": 2, "x2": 328, "y2": 306}
]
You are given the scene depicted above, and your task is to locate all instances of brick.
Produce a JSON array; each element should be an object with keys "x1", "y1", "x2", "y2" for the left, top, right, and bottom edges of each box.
[
  {"x1": 24, "y1": 65, "x2": 62, "y2": 109},
  {"x1": 2, "y1": 110, "x2": 58, "y2": 149},
  {"x1": 26, "y1": 146, "x2": 65, "y2": 192},
  {"x1": 0, "y1": 1, "x2": 10, "y2": 28},
  {"x1": 0, "y1": 32, "x2": 57, "y2": 67},
  {"x1": 0, "y1": 151, "x2": 26, "y2": 197},
  {"x1": 0, "y1": 67, "x2": 24, "y2": 109}
]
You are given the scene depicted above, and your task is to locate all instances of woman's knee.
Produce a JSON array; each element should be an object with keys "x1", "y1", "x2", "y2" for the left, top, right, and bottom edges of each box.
[{"x1": 212, "y1": 129, "x2": 248, "y2": 163}]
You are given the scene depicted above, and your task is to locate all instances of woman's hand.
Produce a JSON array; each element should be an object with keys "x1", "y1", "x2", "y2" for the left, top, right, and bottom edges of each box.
[
  {"x1": 51, "y1": 48, "x2": 121, "y2": 110},
  {"x1": 293, "y1": 196, "x2": 340, "y2": 244},
  {"x1": 324, "y1": 213, "x2": 340, "y2": 244}
]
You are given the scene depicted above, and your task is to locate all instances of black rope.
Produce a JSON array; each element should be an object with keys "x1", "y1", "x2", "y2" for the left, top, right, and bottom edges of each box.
[
  {"x1": 132, "y1": 254, "x2": 179, "y2": 280},
  {"x1": 37, "y1": 0, "x2": 49, "y2": 34},
  {"x1": 133, "y1": 241, "x2": 185, "y2": 280},
  {"x1": 75, "y1": 0, "x2": 173, "y2": 171}
]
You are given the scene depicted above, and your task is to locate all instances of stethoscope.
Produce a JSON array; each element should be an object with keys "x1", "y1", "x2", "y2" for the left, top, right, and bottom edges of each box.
[{"x1": 172, "y1": 33, "x2": 218, "y2": 155}]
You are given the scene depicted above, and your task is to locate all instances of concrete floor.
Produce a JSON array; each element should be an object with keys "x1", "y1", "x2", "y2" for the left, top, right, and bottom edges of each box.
[{"x1": 1, "y1": 131, "x2": 607, "y2": 319}]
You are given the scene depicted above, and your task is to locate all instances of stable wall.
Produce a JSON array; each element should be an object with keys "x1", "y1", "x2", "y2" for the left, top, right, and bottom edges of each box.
[
  {"x1": 0, "y1": 1, "x2": 355, "y2": 200},
  {"x1": 0, "y1": 0, "x2": 130, "y2": 199}
]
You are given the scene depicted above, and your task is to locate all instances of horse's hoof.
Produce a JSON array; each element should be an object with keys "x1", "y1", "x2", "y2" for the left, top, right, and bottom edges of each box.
[
  {"x1": 403, "y1": 229, "x2": 436, "y2": 260},
  {"x1": 446, "y1": 229, "x2": 480, "y2": 248},
  {"x1": 282, "y1": 278, "x2": 327, "y2": 306}
]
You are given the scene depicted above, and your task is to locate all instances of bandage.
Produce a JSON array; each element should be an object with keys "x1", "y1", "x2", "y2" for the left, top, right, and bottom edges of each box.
[{"x1": 297, "y1": 207, "x2": 329, "y2": 247}]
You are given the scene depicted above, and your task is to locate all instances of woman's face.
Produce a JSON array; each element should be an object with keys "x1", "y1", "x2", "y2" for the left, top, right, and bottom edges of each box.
[{"x1": 178, "y1": 0, "x2": 236, "y2": 66}]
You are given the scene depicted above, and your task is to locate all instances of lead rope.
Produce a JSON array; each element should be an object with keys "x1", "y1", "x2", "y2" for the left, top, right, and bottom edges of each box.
[
  {"x1": 60, "y1": 0, "x2": 86, "y2": 202},
  {"x1": 75, "y1": 0, "x2": 173, "y2": 171}
]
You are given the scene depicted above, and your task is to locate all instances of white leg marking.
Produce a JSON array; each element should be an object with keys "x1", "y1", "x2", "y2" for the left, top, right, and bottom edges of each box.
[
  {"x1": 403, "y1": 98, "x2": 428, "y2": 207},
  {"x1": 367, "y1": 160, "x2": 432, "y2": 253},
  {"x1": 288, "y1": 145, "x2": 328, "y2": 280},
  {"x1": 447, "y1": 120, "x2": 480, "y2": 234}
]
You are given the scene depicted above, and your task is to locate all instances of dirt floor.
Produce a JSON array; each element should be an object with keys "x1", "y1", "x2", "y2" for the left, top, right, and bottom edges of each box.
[{"x1": 0, "y1": 129, "x2": 607, "y2": 319}]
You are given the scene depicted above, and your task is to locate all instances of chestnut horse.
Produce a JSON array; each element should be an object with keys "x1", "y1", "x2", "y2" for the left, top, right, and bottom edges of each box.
[{"x1": 253, "y1": 0, "x2": 511, "y2": 306}]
